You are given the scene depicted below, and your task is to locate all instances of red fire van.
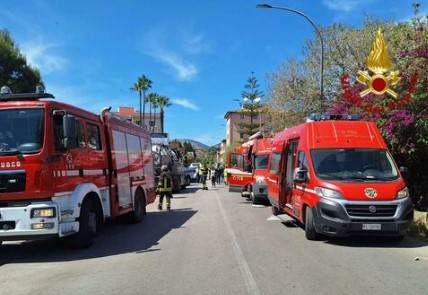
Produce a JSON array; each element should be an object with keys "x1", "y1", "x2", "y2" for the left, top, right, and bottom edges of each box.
[
  {"x1": 267, "y1": 114, "x2": 413, "y2": 240},
  {"x1": 241, "y1": 134, "x2": 272, "y2": 204},
  {"x1": 225, "y1": 144, "x2": 253, "y2": 192}
]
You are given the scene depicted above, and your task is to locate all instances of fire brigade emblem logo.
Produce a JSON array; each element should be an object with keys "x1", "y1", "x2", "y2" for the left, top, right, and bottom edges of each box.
[
  {"x1": 364, "y1": 188, "x2": 378, "y2": 199},
  {"x1": 357, "y1": 29, "x2": 400, "y2": 98}
]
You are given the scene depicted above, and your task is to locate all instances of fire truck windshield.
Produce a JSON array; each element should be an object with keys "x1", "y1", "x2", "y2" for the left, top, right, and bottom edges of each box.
[
  {"x1": 0, "y1": 108, "x2": 44, "y2": 155},
  {"x1": 311, "y1": 148, "x2": 399, "y2": 181},
  {"x1": 254, "y1": 154, "x2": 269, "y2": 169}
]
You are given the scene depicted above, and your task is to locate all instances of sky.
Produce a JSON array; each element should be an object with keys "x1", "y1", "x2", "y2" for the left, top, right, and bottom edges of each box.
[{"x1": 0, "y1": 0, "x2": 422, "y2": 145}]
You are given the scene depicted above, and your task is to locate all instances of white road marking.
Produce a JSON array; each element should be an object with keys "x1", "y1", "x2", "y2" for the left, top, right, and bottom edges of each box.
[
  {"x1": 215, "y1": 190, "x2": 261, "y2": 295},
  {"x1": 277, "y1": 214, "x2": 294, "y2": 222},
  {"x1": 267, "y1": 215, "x2": 280, "y2": 221},
  {"x1": 251, "y1": 205, "x2": 266, "y2": 208}
]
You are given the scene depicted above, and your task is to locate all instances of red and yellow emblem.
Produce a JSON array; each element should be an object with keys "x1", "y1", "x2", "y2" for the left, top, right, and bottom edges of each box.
[{"x1": 357, "y1": 29, "x2": 400, "y2": 98}]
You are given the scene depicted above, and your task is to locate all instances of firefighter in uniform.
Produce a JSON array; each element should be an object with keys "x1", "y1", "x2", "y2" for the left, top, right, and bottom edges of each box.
[
  {"x1": 157, "y1": 165, "x2": 173, "y2": 211},
  {"x1": 200, "y1": 164, "x2": 209, "y2": 190}
]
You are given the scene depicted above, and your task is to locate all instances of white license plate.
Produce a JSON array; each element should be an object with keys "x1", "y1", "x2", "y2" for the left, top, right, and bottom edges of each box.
[{"x1": 362, "y1": 224, "x2": 381, "y2": 231}]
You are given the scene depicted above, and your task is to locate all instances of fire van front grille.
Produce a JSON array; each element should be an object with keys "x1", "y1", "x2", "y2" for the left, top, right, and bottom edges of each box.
[
  {"x1": 345, "y1": 204, "x2": 397, "y2": 217},
  {"x1": 0, "y1": 171, "x2": 26, "y2": 193}
]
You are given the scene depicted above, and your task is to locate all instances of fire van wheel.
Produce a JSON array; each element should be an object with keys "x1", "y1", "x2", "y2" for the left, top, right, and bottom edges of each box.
[
  {"x1": 68, "y1": 198, "x2": 98, "y2": 248},
  {"x1": 129, "y1": 190, "x2": 146, "y2": 223},
  {"x1": 305, "y1": 207, "x2": 320, "y2": 241}
]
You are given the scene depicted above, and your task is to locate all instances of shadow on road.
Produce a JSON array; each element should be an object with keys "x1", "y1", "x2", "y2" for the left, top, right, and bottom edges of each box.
[
  {"x1": 180, "y1": 186, "x2": 201, "y2": 194},
  {"x1": 0, "y1": 208, "x2": 197, "y2": 266},
  {"x1": 324, "y1": 235, "x2": 428, "y2": 249},
  {"x1": 279, "y1": 221, "x2": 428, "y2": 248}
]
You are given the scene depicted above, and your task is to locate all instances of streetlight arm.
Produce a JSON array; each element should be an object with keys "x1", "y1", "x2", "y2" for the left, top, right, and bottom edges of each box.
[
  {"x1": 257, "y1": 3, "x2": 325, "y2": 109},
  {"x1": 264, "y1": 6, "x2": 323, "y2": 48}
]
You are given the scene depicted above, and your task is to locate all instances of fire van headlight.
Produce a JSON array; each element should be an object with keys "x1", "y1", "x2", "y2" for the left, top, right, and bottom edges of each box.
[
  {"x1": 396, "y1": 187, "x2": 409, "y2": 199},
  {"x1": 31, "y1": 207, "x2": 56, "y2": 218},
  {"x1": 314, "y1": 187, "x2": 343, "y2": 199}
]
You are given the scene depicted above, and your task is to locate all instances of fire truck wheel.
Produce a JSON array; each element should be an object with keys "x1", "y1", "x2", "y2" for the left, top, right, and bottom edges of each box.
[
  {"x1": 305, "y1": 207, "x2": 320, "y2": 240},
  {"x1": 129, "y1": 189, "x2": 146, "y2": 223},
  {"x1": 271, "y1": 205, "x2": 280, "y2": 216},
  {"x1": 69, "y1": 197, "x2": 98, "y2": 248},
  {"x1": 251, "y1": 193, "x2": 259, "y2": 205}
]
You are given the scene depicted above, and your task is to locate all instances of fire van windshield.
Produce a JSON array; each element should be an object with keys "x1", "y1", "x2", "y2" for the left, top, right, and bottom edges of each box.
[
  {"x1": 0, "y1": 108, "x2": 44, "y2": 155},
  {"x1": 311, "y1": 148, "x2": 399, "y2": 181}
]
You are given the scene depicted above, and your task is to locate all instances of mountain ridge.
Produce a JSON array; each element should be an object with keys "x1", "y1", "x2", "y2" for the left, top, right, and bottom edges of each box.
[{"x1": 174, "y1": 139, "x2": 210, "y2": 150}]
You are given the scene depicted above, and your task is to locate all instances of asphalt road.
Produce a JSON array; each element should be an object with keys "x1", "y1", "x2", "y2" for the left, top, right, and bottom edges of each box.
[{"x1": 1, "y1": 183, "x2": 427, "y2": 295}]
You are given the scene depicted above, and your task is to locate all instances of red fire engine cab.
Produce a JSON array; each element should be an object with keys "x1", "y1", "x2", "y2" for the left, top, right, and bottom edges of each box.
[
  {"x1": 225, "y1": 144, "x2": 253, "y2": 192},
  {"x1": 0, "y1": 87, "x2": 156, "y2": 247},
  {"x1": 267, "y1": 114, "x2": 413, "y2": 240},
  {"x1": 242, "y1": 134, "x2": 272, "y2": 204}
]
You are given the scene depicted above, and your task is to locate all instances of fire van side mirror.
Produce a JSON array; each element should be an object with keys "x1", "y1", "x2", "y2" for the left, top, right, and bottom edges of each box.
[
  {"x1": 399, "y1": 166, "x2": 408, "y2": 174},
  {"x1": 293, "y1": 168, "x2": 308, "y2": 183},
  {"x1": 63, "y1": 115, "x2": 77, "y2": 150}
]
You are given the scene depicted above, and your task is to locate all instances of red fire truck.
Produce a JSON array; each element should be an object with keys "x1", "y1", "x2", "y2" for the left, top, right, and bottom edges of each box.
[
  {"x1": 267, "y1": 114, "x2": 413, "y2": 240},
  {"x1": 243, "y1": 135, "x2": 272, "y2": 204},
  {"x1": 0, "y1": 87, "x2": 156, "y2": 247},
  {"x1": 225, "y1": 144, "x2": 253, "y2": 193}
]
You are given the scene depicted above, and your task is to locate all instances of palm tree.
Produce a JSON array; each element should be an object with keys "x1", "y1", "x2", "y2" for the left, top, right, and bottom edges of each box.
[
  {"x1": 157, "y1": 95, "x2": 172, "y2": 133},
  {"x1": 131, "y1": 75, "x2": 152, "y2": 127},
  {"x1": 152, "y1": 95, "x2": 160, "y2": 132},
  {"x1": 147, "y1": 92, "x2": 160, "y2": 132}
]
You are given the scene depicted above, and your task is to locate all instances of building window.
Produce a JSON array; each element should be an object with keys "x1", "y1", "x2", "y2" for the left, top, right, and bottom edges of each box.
[{"x1": 240, "y1": 132, "x2": 244, "y2": 139}]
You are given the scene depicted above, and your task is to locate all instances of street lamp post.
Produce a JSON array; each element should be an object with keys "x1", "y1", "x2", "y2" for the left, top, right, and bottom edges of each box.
[{"x1": 256, "y1": 3, "x2": 325, "y2": 110}]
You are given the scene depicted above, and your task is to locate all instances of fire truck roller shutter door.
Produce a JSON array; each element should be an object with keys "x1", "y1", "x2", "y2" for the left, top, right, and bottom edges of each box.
[{"x1": 52, "y1": 183, "x2": 107, "y2": 237}]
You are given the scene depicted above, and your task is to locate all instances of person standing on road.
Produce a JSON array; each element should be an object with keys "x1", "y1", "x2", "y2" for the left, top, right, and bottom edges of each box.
[
  {"x1": 157, "y1": 165, "x2": 173, "y2": 211},
  {"x1": 211, "y1": 169, "x2": 217, "y2": 187},
  {"x1": 200, "y1": 164, "x2": 209, "y2": 190}
]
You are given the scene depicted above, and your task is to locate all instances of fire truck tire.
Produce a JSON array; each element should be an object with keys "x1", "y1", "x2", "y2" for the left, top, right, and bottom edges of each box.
[
  {"x1": 271, "y1": 205, "x2": 280, "y2": 216},
  {"x1": 69, "y1": 197, "x2": 99, "y2": 248},
  {"x1": 251, "y1": 193, "x2": 259, "y2": 205},
  {"x1": 305, "y1": 207, "x2": 320, "y2": 241},
  {"x1": 129, "y1": 189, "x2": 146, "y2": 223}
]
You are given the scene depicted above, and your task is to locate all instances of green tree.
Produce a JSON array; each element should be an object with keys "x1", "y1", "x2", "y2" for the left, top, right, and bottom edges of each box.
[
  {"x1": 131, "y1": 75, "x2": 152, "y2": 127},
  {"x1": 237, "y1": 72, "x2": 264, "y2": 140},
  {"x1": 157, "y1": 95, "x2": 172, "y2": 133},
  {"x1": 147, "y1": 92, "x2": 160, "y2": 132},
  {"x1": 0, "y1": 30, "x2": 42, "y2": 92}
]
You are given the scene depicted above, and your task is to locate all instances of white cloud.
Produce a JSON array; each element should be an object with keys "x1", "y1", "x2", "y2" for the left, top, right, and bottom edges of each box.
[
  {"x1": 143, "y1": 26, "x2": 209, "y2": 81},
  {"x1": 21, "y1": 41, "x2": 67, "y2": 74},
  {"x1": 323, "y1": 0, "x2": 372, "y2": 12},
  {"x1": 181, "y1": 32, "x2": 210, "y2": 55},
  {"x1": 171, "y1": 98, "x2": 200, "y2": 111},
  {"x1": 149, "y1": 50, "x2": 198, "y2": 81}
]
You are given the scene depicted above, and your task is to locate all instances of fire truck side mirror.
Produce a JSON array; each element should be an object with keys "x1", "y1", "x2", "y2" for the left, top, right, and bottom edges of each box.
[
  {"x1": 293, "y1": 168, "x2": 308, "y2": 183},
  {"x1": 63, "y1": 115, "x2": 77, "y2": 150}
]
